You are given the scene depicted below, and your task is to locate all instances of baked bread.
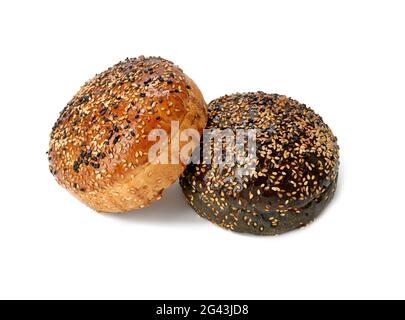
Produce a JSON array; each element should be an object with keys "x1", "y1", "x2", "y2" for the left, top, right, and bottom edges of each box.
[
  {"x1": 180, "y1": 92, "x2": 339, "y2": 235},
  {"x1": 48, "y1": 56, "x2": 207, "y2": 213}
]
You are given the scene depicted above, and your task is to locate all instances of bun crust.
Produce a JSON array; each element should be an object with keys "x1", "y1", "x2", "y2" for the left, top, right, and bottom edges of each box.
[
  {"x1": 180, "y1": 93, "x2": 339, "y2": 235},
  {"x1": 49, "y1": 57, "x2": 207, "y2": 212}
]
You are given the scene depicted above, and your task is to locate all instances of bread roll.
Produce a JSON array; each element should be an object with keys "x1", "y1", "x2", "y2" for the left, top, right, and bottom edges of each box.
[
  {"x1": 180, "y1": 92, "x2": 339, "y2": 235},
  {"x1": 48, "y1": 56, "x2": 207, "y2": 213}
]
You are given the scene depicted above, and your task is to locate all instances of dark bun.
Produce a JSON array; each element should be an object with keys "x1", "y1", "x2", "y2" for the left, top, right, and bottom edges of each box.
[
  {"x1": 49, "y1": 56, "x2": 207, "y2": 213},
  {"x1": 180, "y1": 92, "x2": 339, "y2": 235}
]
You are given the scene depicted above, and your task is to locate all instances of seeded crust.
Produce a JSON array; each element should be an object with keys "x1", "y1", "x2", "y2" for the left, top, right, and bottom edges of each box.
[
  {"x1": 48, "y1": 56, "x2": 207, "y2": 213},
  {"x1": 180, "y1": 93, "x2": 339, "y2": 235}
]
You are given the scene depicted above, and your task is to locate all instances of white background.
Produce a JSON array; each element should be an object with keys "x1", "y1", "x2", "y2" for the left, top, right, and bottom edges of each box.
[{"x1": 0, "y1": 0, "x2": 404, "y2": 300}]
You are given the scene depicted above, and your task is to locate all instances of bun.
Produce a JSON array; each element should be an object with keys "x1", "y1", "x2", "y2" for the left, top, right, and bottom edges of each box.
[
  {"x1": 180, "y1": 92, "x2": 339, "y2": 235},
  {"x1": 49, "y1": 56, "x2": 207, "y2": 213}
]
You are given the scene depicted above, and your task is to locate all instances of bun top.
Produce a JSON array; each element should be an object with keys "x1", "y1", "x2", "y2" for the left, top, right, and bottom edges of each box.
[
  {"x1": 195, "y1": 92, "x2": 339, "y2": 212},
  {"x1": 49, "y1": 56, "x2": 204, "y2": 194}
]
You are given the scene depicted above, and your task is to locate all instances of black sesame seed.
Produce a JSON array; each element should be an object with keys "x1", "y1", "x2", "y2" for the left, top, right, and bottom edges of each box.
[
  {"x1": 156, "y1": 116, "x2": 161, "y2": 120},
  {"x1": 79, "y1": 95, "x2": 90, "y2": 104},
  {"x1": 113, "y1": 136, "x2": 120, "y2": 144},
  {"x1": 73, "y1": 161, "x2": 80, "y2": 172},
  {"x1": 140, "y1": 93, "x2": 146, "y2": 97},
  {"x1": 91, "y1": 163, "x2": 100, "y2": 169},
  {"x1": 214, "y1": 104, "x2": 221, "y2": 111}
]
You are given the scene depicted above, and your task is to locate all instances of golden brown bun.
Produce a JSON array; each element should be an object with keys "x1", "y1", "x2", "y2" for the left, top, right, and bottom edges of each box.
[{"x1": 48, "y1": 56, "x2": 207, "y2": 213}]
